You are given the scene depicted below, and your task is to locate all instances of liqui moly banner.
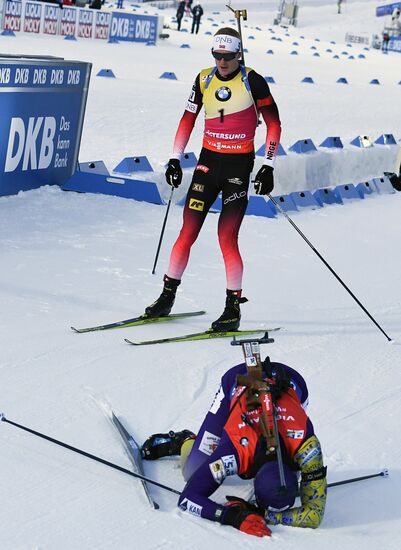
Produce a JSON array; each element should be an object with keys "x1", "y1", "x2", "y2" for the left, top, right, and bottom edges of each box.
[
  {"x1": 77, "y1": 9, "x2": 93, "y2": 39},
  {"x1": 23, "y1": 1, "x2": 42, "y2": 34},
  {"x1": 59, "y1": 6, "x2": 76, "y2": 36},
  {"x1": 0, "y1": 57, "x2": 92, "y2": 196},
  {"x1": 3, "y1": 0, "x2": 22, "y2": 32},
  {"x1": 43, "y1": 4, "x2": 59, "y2": 35},
  {"x1": 94, "y1": 11, "x2": 111, "y2": 39}
]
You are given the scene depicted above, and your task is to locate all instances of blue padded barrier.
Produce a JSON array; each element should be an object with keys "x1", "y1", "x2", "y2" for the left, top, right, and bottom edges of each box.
[
  {"x1": 333, "y1": 183, "x2": 361, "y2": 202},
  {"x1": 97, "y1": 69, "x2": 116, "y2": 78},
  {"x1": 356, "y1": 180, "x2": 377, "y2": 198},
  {"x1": 180, "y1": 44, "x2": 190, "y2": 48},
  {"x1": 313, "y1": 187, "x2": 342, "y2": 206},
  {"x1": 271, "y1": 194, "x2": 298, "y2": 213},
  {"x1": 350, "y1": 135, "x2": 373, "y2": 148},
  {"x1": 265, "y1": 76, "x2": 275, "y2": 83},
  {"x1": 301, "y1": 76, "x2": 314, "y2": 83},
  {"x1": 333, "y1": 55, "x2": 340, "y2": 59},
  {"x1": 65, "y1": 35, "x2": 77, "y2": 41},
  {"x1": 1, "y1": 30, "x2": 16, "y2": 36},
  {"x1": 319, "y1": 136, "x2": 343, "y2": 148},
  {"x1": 62, "y1": 172, "x2": 164, "y2": 205},
  {"x1": 246, "y1": 196, "x2": 277, "y2": 218},
  {"x1": 290, "y1": 51, "x2": 299, "y2": 55},
  {"x1": 374, "y1": 134, "x2": 397, "y2": 145},
  {"x1": 372, "y1": 176, "x2": 396, "y2": 194},
  {"x1": 108, "y1": 37, "x2": 119, "y2": 44},
  {"x1": 266, "y1": 49, "x2": 274, "y2": 54},
  {"x1": 289, "y1": 190, "x2": 321, "y2": 210},
  {"x1": 210, "y1": 194, "x2": 222, "y2": 212},
  {"x1": 289, "y1": 138, "x2": 317, "y2": 154},
  {"x1": 113, "y1": 156, "x2": 153, "y2": 174},
  {"x1": 160, "y1": 72, "x2": 177, "y2": 80},
  {"x1": 370, "y1": 78, "x2": 380, "y2": 85},
  {"x1": 78, "y1": 161, "x2": 110, "y2": 175},
  {"x1": 313, "y1": 53, "x2": 320, "y2": 57},
  {"x1": 337, "y1": 77, "x2": 348, "y2": 84},
  {"x1": 181, "y1": 152, "x2": 198, "y2": 169}
]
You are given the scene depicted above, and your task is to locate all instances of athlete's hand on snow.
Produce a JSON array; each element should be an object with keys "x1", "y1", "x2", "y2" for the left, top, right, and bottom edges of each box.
[
  {"x1": 221, "y1": 506, "x2": 271, "y2": 538},
  {"x1": 165, "y1": 158, "x2": 183, "y2": 188},
  {"x1": 225, "y1": 496, "x2": 264, "y2": 515},
  {"x1": 254, "y1": 165, "x2": 274, "y2": 195}
]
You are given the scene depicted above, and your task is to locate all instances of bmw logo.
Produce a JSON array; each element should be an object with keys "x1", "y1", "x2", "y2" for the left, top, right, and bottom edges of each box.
[{"x1": 215, "y1": 86, "x2": 232, "y2": 102}]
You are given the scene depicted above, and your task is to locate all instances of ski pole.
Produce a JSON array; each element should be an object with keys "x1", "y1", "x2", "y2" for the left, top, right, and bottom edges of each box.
[
  {"x1": 327, "y1": 469, "x2": 388, "y2": 488},
  {"x1": 268, "y1": 194, "x2": 393, "y2": 342},
  {"x1": 0, "y1": 414, "x2": 181, "y2": 497},
  {"x1": 151, "y1": 186, "x2": 174, "y2": 275}
]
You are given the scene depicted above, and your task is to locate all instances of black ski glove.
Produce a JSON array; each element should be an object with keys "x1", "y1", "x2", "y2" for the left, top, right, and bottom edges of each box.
[
  {"x1": 165, "y1": 158, "x2": 183, "y2": 188},
  {"x1": 385, "y1": 171, "x2": 401, "y2": 191},
  {"x1": 254, "y1": 165, "x2": 274, "y2": 195}
]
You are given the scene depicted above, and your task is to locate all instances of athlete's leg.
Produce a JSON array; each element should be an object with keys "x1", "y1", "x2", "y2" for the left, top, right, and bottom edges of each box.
[
  {"x1": 167, "y1": 156, "x2": 219, "y2": 280},
  {"x1": 217, "y1": 157, "x2": 253, "y2": 290}
]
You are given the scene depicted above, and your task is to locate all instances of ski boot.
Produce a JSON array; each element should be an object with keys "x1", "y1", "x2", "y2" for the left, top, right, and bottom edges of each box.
[
  {"x1": 211, "y1": 289, "x2": 248, "y2": 332},
  {"x1": 144, "y1": 274, "x2": 180, "y2": 318},
  {"x1": 141, "y1": 430, "x2": 196, "y2": 460}
]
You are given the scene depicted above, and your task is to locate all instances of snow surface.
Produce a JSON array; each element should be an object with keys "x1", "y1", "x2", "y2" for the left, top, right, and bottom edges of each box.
[{"x1": 1, "y1": 1, "x2": 401, "y2": 549}]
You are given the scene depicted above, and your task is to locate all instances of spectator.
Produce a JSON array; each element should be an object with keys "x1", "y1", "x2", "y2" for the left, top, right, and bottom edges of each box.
[
  {"x1": 176, "y1": 1, "x2": 185, "y2": 31},
  {"x1": 191, "y1": 3, "x2": 203, "y2": 34},
  {"x1": 382, "y1": 30, "x2": 390, "y2": 52}
]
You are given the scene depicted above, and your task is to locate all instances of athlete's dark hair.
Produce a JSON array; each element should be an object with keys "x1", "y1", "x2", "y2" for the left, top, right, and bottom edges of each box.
[{"x1": 214, "y1": 27, "x2": 240, "y2": 39}]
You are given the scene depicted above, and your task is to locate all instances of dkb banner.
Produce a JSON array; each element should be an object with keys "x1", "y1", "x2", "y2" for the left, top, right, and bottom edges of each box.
[
  {"x1": 0, "y1": 56, "x2": 91, "y2": 196},
  {"x1": 109, "y1": 12, "x2": 158, "y2": 43}
]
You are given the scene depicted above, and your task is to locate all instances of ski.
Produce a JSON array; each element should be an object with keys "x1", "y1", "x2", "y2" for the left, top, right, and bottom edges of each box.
[
  {"x1": 71, "y1": 310, "x2": 206, "y2": 333},
  {"x1": 124, "y1": 327, "x2": 281, "y2": 346},
  {"x1": 112, "y1": 412, "x2": 160, "y2": 510}
]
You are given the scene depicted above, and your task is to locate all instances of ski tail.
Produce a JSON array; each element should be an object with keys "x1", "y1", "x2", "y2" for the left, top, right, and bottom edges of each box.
[{"x1": 111, "y1": 412, "x2": 159, "y2": 510}]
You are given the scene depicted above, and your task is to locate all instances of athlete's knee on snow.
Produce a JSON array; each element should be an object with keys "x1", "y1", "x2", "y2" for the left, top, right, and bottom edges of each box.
[{"x1": 180, "y1": 438, "x2": 196, "y2": 480}]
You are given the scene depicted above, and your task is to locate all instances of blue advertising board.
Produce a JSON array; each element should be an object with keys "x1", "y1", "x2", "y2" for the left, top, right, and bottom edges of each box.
[
  {"x1": 109, "y1": 12, "x2": 158, "y2": 43},
  {"x1": 0, "y1": 57, "x2": 91, "y2": 196},
  {"x1": 376, "y1": 2, "x2": 401, "y2": 16},
  {"x1": 389, "y1": 35, "x2": 401, "y2": 51}
]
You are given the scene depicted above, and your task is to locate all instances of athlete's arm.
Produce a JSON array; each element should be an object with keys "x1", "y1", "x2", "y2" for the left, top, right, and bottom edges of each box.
[
  {"x1": 178, "y1": 431, "x2": 240, "y2": 521},
  {"x1": 266, "y1": 435, "x2": 327, "y2": 528},
  {"x1": 248, "y1": 70, "x2": 282, "y2": 166},
  {"x1": 172, "y1": 74, "x2": 203, "y2": 158}
]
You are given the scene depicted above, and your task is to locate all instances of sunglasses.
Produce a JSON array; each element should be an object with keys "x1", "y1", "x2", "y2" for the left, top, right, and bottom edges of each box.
[{"x1": 211, "y1": 50, "x2": 238, "y2": 61}]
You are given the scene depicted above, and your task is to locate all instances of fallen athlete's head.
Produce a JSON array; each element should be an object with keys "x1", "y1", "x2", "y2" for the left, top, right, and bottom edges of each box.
[{"x1": 254, "y1": 461, "x2": 298, "y2": 511}]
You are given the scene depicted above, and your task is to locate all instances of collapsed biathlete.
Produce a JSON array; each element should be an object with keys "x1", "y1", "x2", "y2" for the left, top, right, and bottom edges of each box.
[
  {"x1": 145, "y1": 27, "x2": 281, "y2": 331},
  {"x1": 142, "y1": 357, "x2": 327, "y2": 538}
]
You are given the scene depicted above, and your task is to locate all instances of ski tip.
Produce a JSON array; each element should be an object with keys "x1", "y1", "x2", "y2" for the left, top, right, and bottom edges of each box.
[
  {"x1": 70, "y1": 326, "x2": 79, "y2": 333},
  {"x1": 381, "y1": 469, "x2": 389, "y2": 477},
  {"x1": 0, "y1": 413, "x2": 5, "y2": 422},
  {"x1": 153, "y1": 501, "x2": 160, "y2": 510}
]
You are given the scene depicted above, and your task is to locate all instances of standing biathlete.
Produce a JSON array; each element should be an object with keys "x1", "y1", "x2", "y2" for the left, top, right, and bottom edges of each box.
[
  {"x1": 142, "y1": 360, "x2": 327, "y2": 538},
  {"x1": 145, "y1": 27, "x2": 282, "y2": 331}
]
